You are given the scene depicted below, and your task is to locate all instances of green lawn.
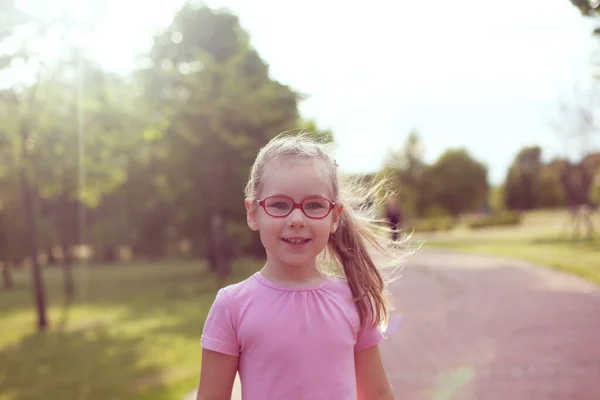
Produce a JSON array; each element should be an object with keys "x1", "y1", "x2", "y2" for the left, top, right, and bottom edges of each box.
[
  {"x1": 0, "y1": 259, "x2": 262, "y2": 400},
  {"x1": 419, "y1": 208, "x2": 600, "y2": 285}
]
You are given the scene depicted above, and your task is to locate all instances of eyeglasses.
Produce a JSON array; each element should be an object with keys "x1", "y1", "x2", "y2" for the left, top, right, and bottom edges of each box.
[{"x1": 257, "y1": 195, "x2": 336, "y2": 219}]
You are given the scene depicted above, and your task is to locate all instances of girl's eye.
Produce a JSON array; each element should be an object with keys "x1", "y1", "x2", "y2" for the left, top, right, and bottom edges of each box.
[
  {"x1": 271, "y1": 202, "x2": 289, "y2": 209},
  {"x1": 305, "y1": 202, "x2": 324, "y2": 209}
]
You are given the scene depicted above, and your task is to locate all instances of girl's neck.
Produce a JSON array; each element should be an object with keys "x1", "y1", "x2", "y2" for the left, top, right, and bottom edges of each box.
[{"x1": 261, "y1": 259, "x2": 326, "y2": 286}]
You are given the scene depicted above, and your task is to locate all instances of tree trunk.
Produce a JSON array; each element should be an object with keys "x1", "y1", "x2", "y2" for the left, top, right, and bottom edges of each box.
[
  {"x1": 0, "y1": 213, "x2": 10, "y2": 290},
  {"x1": 61, "y1": 240, "x2": 75, "y2": 302},
  {"x1": 2, "y1": 263, "x2": 13, "y2": 290},
  {"x1": 211, "y1": 214, "x2": 232, "y2": 289},
  {"x1": 20, "y1": 164, "x2": 48, "y2": 331}
]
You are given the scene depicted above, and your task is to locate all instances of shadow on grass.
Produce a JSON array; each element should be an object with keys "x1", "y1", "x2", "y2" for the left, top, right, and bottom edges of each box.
[
  {"x1": 0, "y1": 259, "x2": 263, "y2": 399},
  {"x1": 0, "y1": 325, "x2": 163, "y2": 400},
  {"x1": 0, "y1": 261, "x2": 213, "y2": 316},
  {"x1": 2, "y1": 258, "x2": 262, "y2": 317},
  {"x1": 121, "y1": 260, "x2": 262, "y2": 341}
]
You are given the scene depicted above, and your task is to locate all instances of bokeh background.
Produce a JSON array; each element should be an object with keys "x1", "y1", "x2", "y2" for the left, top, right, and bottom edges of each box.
[{"x1": 1, "y1": 0, "x2": 599, "y2": 399}]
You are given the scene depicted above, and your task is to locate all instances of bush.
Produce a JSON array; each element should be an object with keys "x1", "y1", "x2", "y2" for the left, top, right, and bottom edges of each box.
[
  {"x1": 411, "y1": 216, "x2": 456, "y2": 232},
  {"x1": 465, "y1": 210, "x2": 522, "y2": 229}
]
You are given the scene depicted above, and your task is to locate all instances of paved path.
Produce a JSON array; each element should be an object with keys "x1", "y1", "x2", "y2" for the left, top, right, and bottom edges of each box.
[
  {"x1": 382, "y1": 249, "x2": 600, "y2": 399},
  {"x1": 184, "y1": 249, "x2": 600, "y2": 399}
]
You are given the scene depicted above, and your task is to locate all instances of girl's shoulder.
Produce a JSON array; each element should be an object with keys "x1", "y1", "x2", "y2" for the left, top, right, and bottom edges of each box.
[
  {"x1": 217, "y1": 272, "x2": 263, "y2": 300},
  {"x1": 323, "y1": 274, "x2": 353, "y2": 293}
]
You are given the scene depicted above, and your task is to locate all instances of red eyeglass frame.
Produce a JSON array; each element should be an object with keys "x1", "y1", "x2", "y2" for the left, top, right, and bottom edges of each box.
[{"x1": 256, "y1": 195, "x2": 336, "y2": 219}]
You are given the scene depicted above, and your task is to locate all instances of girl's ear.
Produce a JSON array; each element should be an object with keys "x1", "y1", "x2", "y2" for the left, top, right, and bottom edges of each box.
[
  {"x1": 245, "y1": 198, "x2": 260, "y2": 231},
  {"x1": 330, "y1": 204, "x2": 344, "y2": 233}
]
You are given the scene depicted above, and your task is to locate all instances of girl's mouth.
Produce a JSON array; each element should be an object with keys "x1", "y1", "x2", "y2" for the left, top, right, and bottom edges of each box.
[{"x1": 282, "y1": 238, "x2": 310, "y2": 245}]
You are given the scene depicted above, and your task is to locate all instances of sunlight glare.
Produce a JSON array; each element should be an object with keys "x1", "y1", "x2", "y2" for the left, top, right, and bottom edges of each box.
[
  {"x1": 190, "y1": 61, "x2": 204, "y2": 72},
  {"x1": 171, "y1": 31, "x2": 183, "y2": 44},
  {"x1": 178, "y1": 63, "x2": 191, "y2": 75},
  {"x1": 161, "y1": 59, "x2": 173, "y2": 71}
]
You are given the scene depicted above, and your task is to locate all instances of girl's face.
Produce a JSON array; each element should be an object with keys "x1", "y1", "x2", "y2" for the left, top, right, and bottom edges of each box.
[{"x1": 245, "y1": 158, "x2": 343, "y2": 271}]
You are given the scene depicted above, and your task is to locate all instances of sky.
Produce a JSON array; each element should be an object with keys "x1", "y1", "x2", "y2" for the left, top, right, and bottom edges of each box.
[{"x1": 11, "y1": 0, "x2": 600, "y2": 184}]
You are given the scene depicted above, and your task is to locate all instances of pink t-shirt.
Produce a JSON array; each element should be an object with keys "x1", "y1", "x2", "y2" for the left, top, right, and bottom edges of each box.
[{"x1": 201, "y1": 271, "x2": 385, "y2": 399}]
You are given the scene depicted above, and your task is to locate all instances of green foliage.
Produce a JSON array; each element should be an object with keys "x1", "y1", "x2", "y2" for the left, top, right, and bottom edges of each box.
[
  {"x1": 1, "y1": 3, "x2": 305, "y2": 265},
  {"x1": 504, "y1": 146, "x2": 543, "y2": 210},
  {"x1": 503, "y1": 147, "x2": 572, "y2": 210},
  {"x1": 582, "y1": 153, "x2": 600, "y2": 205},
  {"x1": 411, "y1": 216, "x2": 456, "y2": 232},
  {"x1": 536, "y1": 166, "x2": 566, "y2": 208},
  {"x1": 384, "y1": 134, "x2": 489, "y2": 218},
  {"x1": 383, "y1": 131, "x2": 426, "y2": 217},
  {"x1": 465, "y1": 210, "x2": 522, "y2": 230},
  {"x1": 136, "y1": 4, "x2": 300, "y2": 258},
  {"x1": 426, "y1": 149, "x2": 489, "y2": 216},
  {"x1": 488, "y1": 186, "x2": 505, "y2": 211}
]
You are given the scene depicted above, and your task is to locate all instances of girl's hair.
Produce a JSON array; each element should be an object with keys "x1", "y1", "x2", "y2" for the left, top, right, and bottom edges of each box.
[{"x1": 244, "y1": 132, "x2": 409, "y2": 329}]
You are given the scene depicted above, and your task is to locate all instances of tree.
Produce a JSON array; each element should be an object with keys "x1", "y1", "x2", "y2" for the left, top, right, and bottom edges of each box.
[
  {"x1": 383, "y1": 130, "x2": 426, "y2": 216},
  {"x1": 0, "y1": 0, "x2": 131, "y2": 316},
  {"x1": 2, "y1": 86, "x2": 49, "y2": 329},
  {"x1": 0, "y1": 168, "x2": 28, "y2": 289},
  {"x1": 0, "y1": 212, "x2": 13, "y2": 290},
  {"x1": 427, "y1": 149, "x2": 489, "y2": 216},
  {"x1": 29, "y1": 55, "x2": 135, "y2": 299},
  {"x1": 504, "y1": 146, "x2": 543, "y2": 210},
  {"x1": 537, "y1": 160, "x2": 567, "y2": 208},
  {"x1": 502, "y1": 147, "x2": 573, "y2": 210},
  {"x1": 139, "y1": 4, "x2": 300, "y2": 272},
  {"x1": 1, "y1": 0, "x2": 52, "y2": 320}
]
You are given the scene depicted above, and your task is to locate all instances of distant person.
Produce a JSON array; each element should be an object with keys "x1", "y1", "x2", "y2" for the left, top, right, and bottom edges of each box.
[
  {"x1": 385, "y1": 197, "x2": 402, "y2": 241},
  {"x1": 196, "y1": 133, "x2": 400, "y2": 400}
]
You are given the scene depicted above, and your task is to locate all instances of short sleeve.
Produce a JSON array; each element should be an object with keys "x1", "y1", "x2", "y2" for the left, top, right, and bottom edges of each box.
[
  {"x1": 354, "y1": 321, "x2": 385, "y2": 352},
  {"x1": 201, "y1": 288, "x2": 240, "y2": 356}
]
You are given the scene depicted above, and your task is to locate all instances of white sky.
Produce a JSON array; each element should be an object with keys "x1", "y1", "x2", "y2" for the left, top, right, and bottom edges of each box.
[{"x1": 10, "y1": 0, "x2": 600, "y2": 183}]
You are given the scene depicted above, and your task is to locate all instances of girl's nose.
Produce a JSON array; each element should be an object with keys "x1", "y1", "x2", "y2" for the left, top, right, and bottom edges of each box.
[{"x1": 287, "y1": 208, "x2": 306, "y2": 227}]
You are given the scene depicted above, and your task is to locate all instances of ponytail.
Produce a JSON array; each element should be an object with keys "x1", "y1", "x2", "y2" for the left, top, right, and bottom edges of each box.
[{"x1": 328, "y1": 205, "x2": 390, "y2": 329}]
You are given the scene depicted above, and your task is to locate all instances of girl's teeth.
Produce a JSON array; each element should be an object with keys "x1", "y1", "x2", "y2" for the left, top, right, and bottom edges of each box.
[{"x1": 284, "y1": 238, "x2": 308, "y2": 245}]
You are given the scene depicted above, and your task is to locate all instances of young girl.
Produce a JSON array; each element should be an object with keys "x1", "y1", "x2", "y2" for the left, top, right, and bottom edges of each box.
[{"x1": 196, "y1": 133, "x2": 401, "y2": 400}]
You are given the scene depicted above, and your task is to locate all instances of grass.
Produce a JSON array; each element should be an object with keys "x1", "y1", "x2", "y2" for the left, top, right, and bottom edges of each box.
[
  {"x1": 418, "y1": 208, "x2": 600, "y2": 285},
  {"x1": 0, "y1": 259, "x2": 262, "y2": 400}
]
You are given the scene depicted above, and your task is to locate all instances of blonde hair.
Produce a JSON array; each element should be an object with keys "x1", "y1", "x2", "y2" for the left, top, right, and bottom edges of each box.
[{"x1": 244, "y1": 132, "x2": 408, "y2": 329}]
